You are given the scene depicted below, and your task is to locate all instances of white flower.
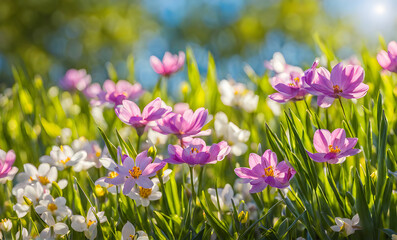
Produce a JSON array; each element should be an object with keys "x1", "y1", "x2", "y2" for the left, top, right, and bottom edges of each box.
[
  {"x1": 13, "y1": 182, "x2": 47, "y2": 218},
  {"x1": 94, "y1": 157, "x2": 121, "y2": 194},
  {"x1": 218, "y1": 79, "x2": 258, "y2": 113},
  {"x1": 13, "y1": 163, "x2": 67, "y2": 192},
  {"x1": 40, "y1": 212, "x2": 69, "y2": 240},
  {"x1": 214, "y1": 112, "x2": 250, "y2": 156},
  {"x1": 121, "y1": 221, "x2": 148, "y2": 240},
  {"x1": 233, "y1": 178, "x2": 251, "y2": 200},
  {"x1": 147, "y1": 128, "x2": 168, "y2": 146},
  {"x1": 160, "y1": 169, "x2": 172, "y2": 183},
  {"x1": 392, "y1": 234, "x2": 397, "y2": 240},
  {"x1": 60, "y1": 128, "x2": 72, "y2": 145},
  {"x1": 208, "y1": 184, "x2": 242, "y2": 212},
  {"x1": 35, "y1": 195, "x2": 71, "y2": 221},
  {"x1": 0, "y1": 218, "x2": 12, "y2": 232},
  {"x1": 40, "y1": 145, "x2": 88, "y2": 171},
  {"x1": 330, "y1": 214, "x2": 361, "y2": 236},
  {"x1": 71, "y1": 207, "x2": 107, "y2": 240},
  {"x1": 127, "y1": 179, "x2": 162, "y2": 207},
  {"x1": 72, "y1": 137, "x2": 103, "y2": 168},
  {"x1": 264, "y1": 52, "x2": 302, "y2": 74},
  {"x1": 16, "y1": 227, "x2": 30, "y2": 240}
]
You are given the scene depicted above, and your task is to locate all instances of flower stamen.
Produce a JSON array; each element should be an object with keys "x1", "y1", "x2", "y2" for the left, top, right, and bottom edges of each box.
[
  {"x1": 129, "y1": 166, "x2": 142, "y2": 179},
  {"x1": 139, "y1": 187, "x2": 152, "y2": 198},
  {"x1": 264, "y1": 166, "x2": 274, "y2": 177},
  {"x1": 328, "y1": 145, "x2": 341, "y2": 153},
  {"x1": 333, "y1": 85, "x2": 343, "y2": 94}
]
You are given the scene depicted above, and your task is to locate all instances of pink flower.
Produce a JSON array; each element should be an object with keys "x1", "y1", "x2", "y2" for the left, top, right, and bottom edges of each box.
[
  {"x1": 89, "y1": 80, "x2": 145, "y2": 107},
  {"x1": 165, "y1": 138, "x2": 230, "y2": 166},
  {"x1": 82, "y1": 83, "x2": 102, "y2": 99},
  {"x1": 115, "y1": 98, "x2": 172, "y2": 136},
  {"x1": 268, "y1": 68, "x2": 308, "y2": 103},
  {"x1": 153, "y1": 107, "x2": 211, "y2": 140},
  {"x1": 104, "y1": 151, "x2": 165, "y2": 195},
  {"x1": 0, "y1": 149, "x2": 17, "y2": 180},
  {"x1": 60, "y1": 69, "x2": 91, "y2": 91},
  {"x1": 377, "y1": 41, "x2": 397, "y2": 73},
  {"x1": 307, "y1": 128, "x2": 360, "y2": 164},
  {"x1": 234, "y1": 150, "x2": 296, "y2": 193},
  {"x1": 150, "y1": 51, "x2": 185, "y2": 76},
  {"x1": 306, "y1": 63, "x2": 369, "y2": 108}
]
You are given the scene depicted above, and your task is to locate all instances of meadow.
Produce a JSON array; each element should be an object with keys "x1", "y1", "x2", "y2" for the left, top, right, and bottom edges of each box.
[{"x1": 1, "y1": 37, "x2": 397, "y2": 239}]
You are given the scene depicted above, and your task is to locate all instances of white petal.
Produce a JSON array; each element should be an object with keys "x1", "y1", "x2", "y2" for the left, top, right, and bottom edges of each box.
[
  {"x1": 54, "y1": 222, "x2": 69, "y2": 235},
  {"x1": 71, "y1": 215, "x2": 87, "y2": 232},
  {"x1": 122, "y1": 221, "x2": 135, "y2": 240}
]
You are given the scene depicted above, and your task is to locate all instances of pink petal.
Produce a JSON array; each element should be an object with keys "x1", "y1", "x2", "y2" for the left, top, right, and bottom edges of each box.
[
  {"x1": 249, "y1": 179, "x2": 267, "y2": 193},
  {"x1": 313, "y1": 129, "x2": 331, "y2": 153},
  {"x1": 103, "y1": 80, "x2": 116, "y2": 93},
  {"x1": 306, "y1": 151, "x2": 328, "y2": 162},
  {"x1": 317, "y1": 95, "x2": 335, "y2": 108},
  {"x1": 377, "y1": 50, "x2": 392, "y2": 69},
  {"x1": 249, "y1": 153, "x2": 262, "y2": 169},
  {"x1": 150, "y1": 56, "x2": 165, "y2": 75},
  {"x1": 331, "y1": 128, "x2": 346, "y2": 149},
  {"x1": 388, "y1": 41, "x2": 397, "y2": 57},
  {"x1": 269, "y1": 92, "x2": 290, "y2": 103},
  {"x1": 330, "y1": 63, "x2": 344, "y2": 87},
  {"x1": 136, "y1": 176, "x2": 153, "y2": 188}
]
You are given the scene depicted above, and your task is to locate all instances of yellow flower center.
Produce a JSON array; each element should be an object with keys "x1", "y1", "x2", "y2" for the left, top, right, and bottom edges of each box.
[
  {"x1": 190, "y1": 147, "x2": 199, "y2": 154},
  {"x1": 264, "y1": 166, "x2": 274, "y2": 177},
  {"x1": 87, "y1": 219, "x2": 95, "y2": 227},
  {"x1": 122, "y1": 91, "x2": 128, "y2": 97},
  {"x1": 328, "y1": 145, "x2": 341, "y2": 154},
  {"x1": 95, "y1": 150, "x2": 101, "y2": 157},
  {"x1": 333, "y1": 85, "x2": 343, "y2": 94},
  {"x1": 48, "y1": 203, "x2": 58, "y2": 212},
  {"x1": 294, "y1": 77, "x2": 300, "y2": 83},
  {"x1": 60, "y1": 157, "x2": 71, "y2": 165},
  {"x1": 109, "y1": 171, "x2": 118, "y2": 179},
  {"x1": 129, "y1": 166, "x2": 142, "y2": 179},
  {"x1": 129, "y1": 235, "x2": 135, "y2": 240},
  {"x1": 139, "y1": 187, "x2": 152, "y2": 198},
  {"x1": 95, "y1": 184, "x2": 105, "y2": 197},
  {"x1": 60, "y1": 145, "x2": 64, "y2": 152},
  {"x1": 38, "y1": 176, "x2": 50, "y2": 185},
  {"x1": 0, "y1": 218, "x2": 7, "y2": 225}
]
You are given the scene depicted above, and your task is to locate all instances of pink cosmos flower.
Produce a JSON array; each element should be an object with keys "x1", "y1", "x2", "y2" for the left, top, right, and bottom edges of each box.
[
  {"x1": 0, "y1": 149, "x2": 17, "y2": 180},
  {"x1": 150, "y1": 51, "x2": 185, "y2": 77},
  {"x1": 234, "y1": 149, "x2": 296, "y2": 193},
  {"x1": 104, "y1": 151, "x2": 165, "y2": 195},
  {"x1": 153, "y1": 107, "x2": 211, "y2": 141},
  {"x1": 377, "y1": 41, "x2": 397, "y2": 73},
  {"x1": 115, "y1": 98, "x2": 172, "y2": 136},
  {"x1": 90, "y1": 80, "x2": 145, "y2": 107},
  {"x1": 165, "y1": 138, "x2": 230, "y2": 166},
  {"x1": 307, "y1": 128, "x2": 360, "y2": 164},
  {"x1": 82, "y1": 83, "x2": 102, "y2": 99},
  {"x1": 60, "y1": 69, "x2": 92, "y2": 91},
  {"x1": 269, "y1": 67, "x2": 308, "y2": 103},
  {"x1": 306, "y1": 63, "x2": 369, "y2": 108}
]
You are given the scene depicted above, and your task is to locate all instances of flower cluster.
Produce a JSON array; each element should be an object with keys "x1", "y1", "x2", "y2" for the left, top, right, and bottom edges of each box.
[{"x1": 266, "y1": 52, "x2": 369, "y2": 108}]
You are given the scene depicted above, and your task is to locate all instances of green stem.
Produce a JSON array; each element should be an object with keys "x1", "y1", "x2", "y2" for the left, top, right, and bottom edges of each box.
[
  {"x1": 197, "y1": 166, "x2": 205, "y2": 198},
  {"x1": 189, "y1": 166, "x2": 196, "y2": 201},
  {"x1": 136, "y1": 134, "x2": 141, "y2": 153},
  {"x1": 338, "y1": 97, "x2": 354, "y2": 136},
  {"x1": 157, "y1": 171, "x2": 171, "y2": 214}
]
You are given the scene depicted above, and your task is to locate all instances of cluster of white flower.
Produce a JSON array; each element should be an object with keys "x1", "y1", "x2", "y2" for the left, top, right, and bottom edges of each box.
[
  {"x1": 218, "y1": 79, "x2": 259, "y2": 113},
  {"x1": 214, "y1": 112, "x2": 250, "y2": 156}
]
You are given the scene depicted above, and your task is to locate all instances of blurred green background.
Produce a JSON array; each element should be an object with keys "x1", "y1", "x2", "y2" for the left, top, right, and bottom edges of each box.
[{"x1": 0, "y1": 0, "x2": 396, "y2": 93}]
